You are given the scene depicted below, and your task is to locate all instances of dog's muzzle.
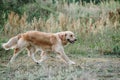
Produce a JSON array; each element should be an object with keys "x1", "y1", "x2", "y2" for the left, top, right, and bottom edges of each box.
[{"x1": 67, "y1": 39, "x2": 77, "y2": 44}]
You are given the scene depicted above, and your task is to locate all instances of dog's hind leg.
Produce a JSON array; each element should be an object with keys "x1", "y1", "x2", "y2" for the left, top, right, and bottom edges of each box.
[
  {"x1": 9, "y1": 38, "x2": 28, "y2": 64},
  {"x1": 27, "y1": 46, "x2": 39, "y2": 63},
  {"x1": 9, "y1": 48, "x2": 22, "y2": 63}
]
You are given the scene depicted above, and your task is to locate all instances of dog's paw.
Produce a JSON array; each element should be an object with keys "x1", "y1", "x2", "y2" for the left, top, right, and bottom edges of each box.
[
  {"x1": 68, "y1": 60, "x2": 75, "y2": 65},
  {"x1": 36, "y1": 62, "x2": 39, "y2": 65},
  {"x1": 35, "y1": 62, "x2": 42, "y2": 66},
  {"x1": 36, "y1": 60, "x2": 43, "y2": 65}
]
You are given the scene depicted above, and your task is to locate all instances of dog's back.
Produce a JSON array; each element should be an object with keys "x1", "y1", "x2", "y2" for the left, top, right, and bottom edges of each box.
[{"x1": 22, "y1": 31, "x2": 57, "y2": 46}]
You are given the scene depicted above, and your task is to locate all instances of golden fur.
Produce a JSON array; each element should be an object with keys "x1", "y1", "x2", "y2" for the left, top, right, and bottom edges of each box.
[{"x1": 2, "y1": 31, "x2": 77, "y2": 65}]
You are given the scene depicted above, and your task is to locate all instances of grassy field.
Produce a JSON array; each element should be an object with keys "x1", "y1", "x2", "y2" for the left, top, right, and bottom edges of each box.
[
  {"x1": 0, "y1": 49, "x2": 120, "y2": 80},
  {"x1": 0, "y1": 0, "x2": 120, "y2": 80}
]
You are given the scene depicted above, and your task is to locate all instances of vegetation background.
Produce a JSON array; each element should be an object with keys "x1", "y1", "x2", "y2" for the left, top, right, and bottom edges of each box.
[{"x1": 0, "y1": 0, "x2": 120, "y2": 80}]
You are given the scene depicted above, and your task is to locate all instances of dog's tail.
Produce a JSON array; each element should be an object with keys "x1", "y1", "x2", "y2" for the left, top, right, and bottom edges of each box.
[{"x1": 2, "y1": 34, "x2": 21, "y2": 50}]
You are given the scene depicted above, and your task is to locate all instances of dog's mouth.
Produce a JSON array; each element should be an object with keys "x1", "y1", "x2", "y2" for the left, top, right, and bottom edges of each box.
[{"x1": 67, "y1": 39, "x2": 77, "y2": 44}]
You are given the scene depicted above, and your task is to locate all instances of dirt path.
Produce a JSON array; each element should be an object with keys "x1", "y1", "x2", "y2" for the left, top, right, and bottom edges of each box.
[{"x1": 0, "y1": 55, "x2": 120, "y2": 80}]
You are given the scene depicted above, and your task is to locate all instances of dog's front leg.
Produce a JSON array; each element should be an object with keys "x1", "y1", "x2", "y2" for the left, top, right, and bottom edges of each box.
[
  {"x1": 31, "y1": 53, "x2": 39, "y2": 63},
  {"x1": 37, "y1": 51, "x2": 48, "y2": 64},
  {"x1": 54, "y1": 45, "x2": 75, "y2": 65},
  {"x1": 27, "y1": 47, "x2": 39, "y2": 63}
]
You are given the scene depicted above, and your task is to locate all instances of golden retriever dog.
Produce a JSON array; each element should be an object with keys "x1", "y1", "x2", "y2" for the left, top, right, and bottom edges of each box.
[{"x1": 2, "y1": 31, "x2": 77, "y2": 65}]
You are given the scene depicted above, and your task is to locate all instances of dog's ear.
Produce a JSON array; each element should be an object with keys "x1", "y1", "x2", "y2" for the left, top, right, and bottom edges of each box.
[
  {"x1": 58, "y1": 33, "x2": 68, "y2": 45},
  {"x1": 58, "y1": 33, "x2": 66, "y2": 41}
]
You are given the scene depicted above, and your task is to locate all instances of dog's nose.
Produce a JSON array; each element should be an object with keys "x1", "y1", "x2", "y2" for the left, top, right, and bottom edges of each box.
[{"x1": 74, "y1": 39, "x2": 77, "y2": 41}]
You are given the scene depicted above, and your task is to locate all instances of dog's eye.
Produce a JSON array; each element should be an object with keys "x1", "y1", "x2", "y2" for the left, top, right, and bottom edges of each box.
[
  {"x1": 65, "y1": 33, "x2": 67, "y2": 36},
  {"x1": 70, "y1": 35, "x2": 73, "y2": 37}
]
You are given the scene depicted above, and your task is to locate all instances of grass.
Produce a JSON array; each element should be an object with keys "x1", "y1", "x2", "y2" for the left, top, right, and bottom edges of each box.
[
  {"x1": 0, "y1": 52, "x2": 119, "y2": 80},
  {"x1": 0, "y1": 0, "x2": 120, "y2": 80}
]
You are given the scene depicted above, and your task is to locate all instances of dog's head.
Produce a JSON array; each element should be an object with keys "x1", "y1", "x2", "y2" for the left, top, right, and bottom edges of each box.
[
  {"x1": 65, "y1": 31, "x2": 77, "y2": 44},
  {"x1": 58, "y1": 31, "x2": 77, "y2": 45}
]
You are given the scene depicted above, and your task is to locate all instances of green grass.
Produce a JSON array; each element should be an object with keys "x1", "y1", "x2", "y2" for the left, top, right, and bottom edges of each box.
[{"x1": 0, "y1": 0, "x2": 120, "y2": 80}]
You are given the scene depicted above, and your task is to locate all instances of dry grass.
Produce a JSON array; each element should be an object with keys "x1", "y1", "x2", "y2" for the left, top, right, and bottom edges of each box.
[
  {"x1": 0, "y1": 1, "x2": 120, "y2": 80},
  {"x1": 3, "y1": 1, "x2": 120, "y2": 37},
  {"x1": 0, "y1": 53, "x2": 120, "y2": 80}
]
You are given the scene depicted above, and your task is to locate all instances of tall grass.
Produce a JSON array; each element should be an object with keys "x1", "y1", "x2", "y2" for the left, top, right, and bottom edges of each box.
[{"x1": 2, "y1": 0, "x2": 120, "y2": 55}]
